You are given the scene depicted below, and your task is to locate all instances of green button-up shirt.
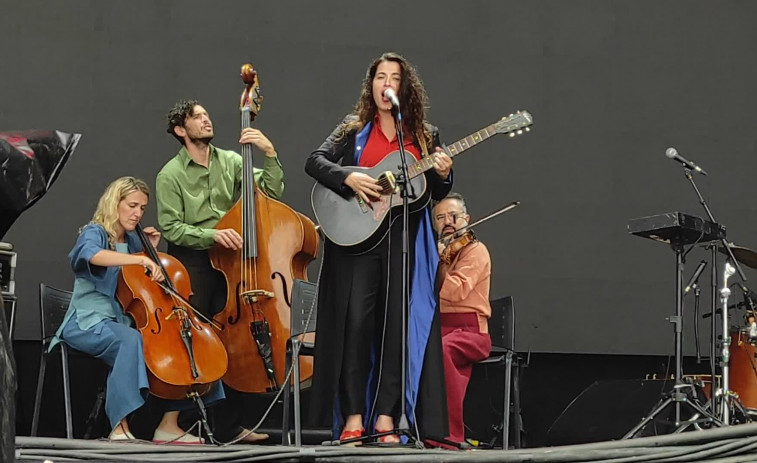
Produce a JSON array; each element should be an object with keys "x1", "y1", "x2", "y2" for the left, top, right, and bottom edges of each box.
[{"x1": 156, "y1": 144, "x2": 284, "y2": 250}]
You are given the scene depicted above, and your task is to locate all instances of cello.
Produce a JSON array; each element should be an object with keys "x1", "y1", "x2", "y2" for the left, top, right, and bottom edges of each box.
[
  {"x1": 211, "y1": 64, "x2": 319, "y2": 393},
  {"x1": 117, "y1": 224, "x2": 228, "y2": 400}
]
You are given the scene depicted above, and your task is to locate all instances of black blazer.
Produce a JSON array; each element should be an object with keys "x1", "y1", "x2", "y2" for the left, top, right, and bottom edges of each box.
[{"x1": 305, "y1": 115, "x2": 452, "y2": 201}]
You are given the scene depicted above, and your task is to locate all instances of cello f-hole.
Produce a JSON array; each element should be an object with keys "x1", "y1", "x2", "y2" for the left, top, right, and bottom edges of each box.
[{"x1": 151, "y1": 307, "x2": 163, "y2": 335}]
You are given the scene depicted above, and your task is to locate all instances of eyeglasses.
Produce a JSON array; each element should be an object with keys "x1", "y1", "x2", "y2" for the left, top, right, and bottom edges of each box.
[{"x1": 434, "y1": 211, "x2": 465, "y2": 223}]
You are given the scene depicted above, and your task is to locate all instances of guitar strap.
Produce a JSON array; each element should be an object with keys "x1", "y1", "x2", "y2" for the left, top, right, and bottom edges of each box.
[{"x1": 417, "y1": 130, "x2": 429, "y2": 157}]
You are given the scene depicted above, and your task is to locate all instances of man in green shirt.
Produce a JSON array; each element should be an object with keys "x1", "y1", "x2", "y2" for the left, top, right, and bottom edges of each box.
[{"x1": 156, "y1": 99, "x2": 283, "y2": 444}]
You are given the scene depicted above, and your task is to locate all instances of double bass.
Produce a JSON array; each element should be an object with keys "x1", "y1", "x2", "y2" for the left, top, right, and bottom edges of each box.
[
  {"x1": 211, "y1": 64, "x2": 319, "y2": 393},
  {"x1": 117, "y1": 224, "x2": 228, "y2": 400}
]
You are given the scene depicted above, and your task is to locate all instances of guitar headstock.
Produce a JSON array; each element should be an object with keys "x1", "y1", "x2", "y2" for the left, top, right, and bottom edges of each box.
[
  {"x1": 240, "y1": 63, "x2": 263, "y2": 122},
  {"x1": 493, "y1": 110, "x2": 533, "y2": 138}
]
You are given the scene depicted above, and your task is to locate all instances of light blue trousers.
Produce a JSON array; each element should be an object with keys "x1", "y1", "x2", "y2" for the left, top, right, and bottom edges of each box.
[{"x1": 60, "y1": 313, "x2": 224, "y2": 429}]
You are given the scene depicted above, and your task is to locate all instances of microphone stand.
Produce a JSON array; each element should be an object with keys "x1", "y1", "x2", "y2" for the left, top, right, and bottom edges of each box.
[
  {"x1": 684, "y1": 168, "x2": 745, "y2": 281},
  {"x1": 684, "y1": 260, "x2": 707, "y2": 364},
  {"x1": 708, "y1": 242, "x2": 718, "y2": 415},
  {"x1": 694, "y1": 285, "x2": 702, "y2": 363},
  {"x1": 683, "y1": 167, "x2": 746, "y2": 425},
  {"x1": 391, "y1": 104, "x2": 421, "y2": 447}
]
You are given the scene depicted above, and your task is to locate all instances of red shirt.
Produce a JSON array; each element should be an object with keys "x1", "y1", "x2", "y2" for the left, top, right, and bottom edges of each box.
[{"x1": 358, "y1": 119, "x2": 421, "y2": 167}]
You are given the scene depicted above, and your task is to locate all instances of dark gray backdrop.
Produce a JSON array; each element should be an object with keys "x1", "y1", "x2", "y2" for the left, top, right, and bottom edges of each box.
[{"x1": 3, "y1": 0, "x2": 757, "y2": 355}]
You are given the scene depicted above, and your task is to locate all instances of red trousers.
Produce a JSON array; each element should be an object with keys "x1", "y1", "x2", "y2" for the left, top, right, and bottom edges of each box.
[{"x1": 441, "y1": 312, "x2": 491, "y2": 443}]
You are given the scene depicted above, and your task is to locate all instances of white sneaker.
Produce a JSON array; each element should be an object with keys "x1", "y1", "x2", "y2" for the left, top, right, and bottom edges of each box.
[{"x1": 152, "y1": 429, "x2": 204, "y2": 445}]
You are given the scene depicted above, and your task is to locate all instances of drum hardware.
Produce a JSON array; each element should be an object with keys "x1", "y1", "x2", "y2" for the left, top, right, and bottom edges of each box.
[
  {"x1": 699, "y1": 262, "x2": 757, "y2": 424},
  {"x1": 718, "y1": 263, "x2": 736, "y2": 423},
  {"x1": 719, "y1": 244, "x2": 757, "y2": 270}
]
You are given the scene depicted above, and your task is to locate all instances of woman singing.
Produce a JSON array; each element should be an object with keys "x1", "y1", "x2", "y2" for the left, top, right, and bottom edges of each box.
[{"x1": 306, "y1": 52, "x2": 453, "y2": 444}]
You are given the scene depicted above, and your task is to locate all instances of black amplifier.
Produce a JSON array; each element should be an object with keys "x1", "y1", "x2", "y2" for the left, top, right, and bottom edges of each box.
[{"x1": 0, "y1": 245, "x2": 16, "y2": 295}]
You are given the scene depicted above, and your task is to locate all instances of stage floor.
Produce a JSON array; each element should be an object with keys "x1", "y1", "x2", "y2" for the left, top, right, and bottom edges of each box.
[{"x1": 14, "y1": 422, "x2": 757, "y2": 463}]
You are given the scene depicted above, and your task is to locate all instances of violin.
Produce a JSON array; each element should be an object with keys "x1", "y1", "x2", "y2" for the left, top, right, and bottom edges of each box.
[
  {"x1": 439, "y1": 230, "x2": 478, "y2": 264},
  {"x1": 116, "y1": 224, "x2": 228, "y2": 400},
  {"x1": 438, "y1": 201, "x2": 522, "y2": 264}
]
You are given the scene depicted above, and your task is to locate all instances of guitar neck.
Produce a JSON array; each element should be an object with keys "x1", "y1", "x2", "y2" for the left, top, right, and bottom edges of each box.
[{"x1": 407, "y1": 123, "x2": 498, "y2": 179}]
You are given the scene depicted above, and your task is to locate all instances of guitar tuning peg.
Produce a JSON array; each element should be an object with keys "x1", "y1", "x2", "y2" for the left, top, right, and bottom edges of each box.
[
  {"x1": 509, "y1": 113, "x2": 513, "y2": 117},
  {"x1": 525, "y1": 127, "x2": 530, "y2": 132},
  {"x1": 517, "y1": 130, "x2": 523, "y2": 135},
  {"x1": 509, "y1": 132, "x2": 516, "y2": 138}
]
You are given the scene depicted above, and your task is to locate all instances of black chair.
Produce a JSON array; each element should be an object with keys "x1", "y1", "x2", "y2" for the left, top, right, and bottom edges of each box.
[
  {"x1": 31, "y1": 283, "x2": 75, "y2": 438},
  {"x1": 2, "y1": 293, "x2": 17, "y2": 340},
  {"x1": 281, "y1": 279, "x2": 318, "y2": 446},
  {"x1": 474, "y1": 295, "x2": 524, "y2": 449},
  {"x1": 31, "y1": 283, "x2": 107, "y2": 439}
]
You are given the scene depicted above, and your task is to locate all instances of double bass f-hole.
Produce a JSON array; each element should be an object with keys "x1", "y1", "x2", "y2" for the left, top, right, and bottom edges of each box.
[
  {"x1": 271, "y1": 271, "x2": 291, "y2": 307},
  {"x1": 228, "y1": 282, "x2": 244, "y2": 325}
]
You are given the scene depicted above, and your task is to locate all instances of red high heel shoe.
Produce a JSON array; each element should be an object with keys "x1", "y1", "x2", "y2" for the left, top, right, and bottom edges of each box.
[
  {"x1": 339, "y1": 427, "x2": 364, "y2": 446},
  {"x1": 375, "y1": 428, "x2": 401, "y2": 444}
]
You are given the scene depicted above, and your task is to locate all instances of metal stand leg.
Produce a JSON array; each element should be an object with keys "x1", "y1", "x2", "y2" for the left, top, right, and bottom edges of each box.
[
  {"x1": 503, "y1": 351, "x2": 512, "y2": 450},
  {"x1": 83, "y1": 387, "x2": 106, "y2": 439},
  {"x1": 61, "y1": 345, "x2": 73, "y2": 439},
  {"x1": 511, "y1": 363, "x2": 523, "y2": 448},
  {"x1": 281, "y1": 340, "x2": 293, "y2": 446},
  {"x1": 189, "y1": 392, "x2": 214, "y2": 444},
  {"x1": 30, "y1": 352, "x2": 47, "y2": 436},
  {"x1": 293, "y1": 339, "x2": 302, "y2": 447}
]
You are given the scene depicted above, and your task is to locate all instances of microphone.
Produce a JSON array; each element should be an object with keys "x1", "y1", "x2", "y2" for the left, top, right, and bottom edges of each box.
[
  {"x1": 684, "y1": 260, "x2": 708, "y2": 294},
  {"x1": 383, "y1": 88, "x2": 400, "y2": 109},
  {"x1": 665, "y1": 147, "x2": 708, "y2": 176}
]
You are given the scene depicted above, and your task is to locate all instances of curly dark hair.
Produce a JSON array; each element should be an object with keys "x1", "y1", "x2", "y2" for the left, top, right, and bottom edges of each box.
[
  {"x1": 340, "y1": 52, "x2": 433, "y2": 151},
  {"x1": 166, "y1": 99, "x2": 200, "y2": 145}
]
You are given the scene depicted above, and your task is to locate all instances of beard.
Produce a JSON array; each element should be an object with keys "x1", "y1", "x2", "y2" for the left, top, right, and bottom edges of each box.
[{"x1": 189, "y1": 133, "x2": 214, "y2": 145}]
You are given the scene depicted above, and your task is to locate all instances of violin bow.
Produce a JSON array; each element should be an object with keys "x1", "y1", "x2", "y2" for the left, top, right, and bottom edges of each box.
[{"x1": 441, "y1": 201, "x2": 521, "y2": 245}]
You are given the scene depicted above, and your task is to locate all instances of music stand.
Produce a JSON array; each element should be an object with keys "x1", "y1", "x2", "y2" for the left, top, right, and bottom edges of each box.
[{"x1": 625, "y1": 212, "x2": 725, "y2": 437}]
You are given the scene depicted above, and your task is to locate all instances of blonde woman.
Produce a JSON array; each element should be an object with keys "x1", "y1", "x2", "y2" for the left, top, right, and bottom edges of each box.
[{"x1": 50, "y1": 177, "x2": 220, "y2": 443}]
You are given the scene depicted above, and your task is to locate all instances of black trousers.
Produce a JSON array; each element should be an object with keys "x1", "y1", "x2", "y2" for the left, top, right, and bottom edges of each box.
[
  {"x1": 168, "y1": 244, "x2": 256, "y2": 441},
  {"x1": 339, "y1": 234, "x2": 404, "y2": 421}
]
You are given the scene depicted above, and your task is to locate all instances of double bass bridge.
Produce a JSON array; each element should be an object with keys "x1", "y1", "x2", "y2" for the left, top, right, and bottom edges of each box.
[{"x1": 241, "y1": 289, "x2": 275, "y2": 303}]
